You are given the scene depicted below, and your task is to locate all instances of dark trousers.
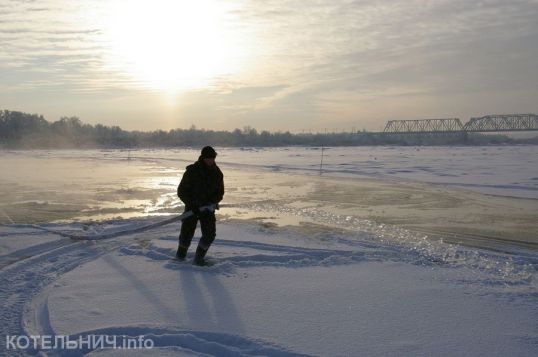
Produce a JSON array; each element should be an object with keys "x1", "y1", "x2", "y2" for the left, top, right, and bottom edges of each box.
[{"x1": 178, "y1": 211, "x2": 216, "y2": 250}]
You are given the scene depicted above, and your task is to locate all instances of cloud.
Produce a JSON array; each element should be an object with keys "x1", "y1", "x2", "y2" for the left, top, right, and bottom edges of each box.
[
  {"x1": 1, "y1": 0, "x2": 537, "y2": 130},
  {"x1": 248, "y1": 1, "x2": 538, "y2": 115}
]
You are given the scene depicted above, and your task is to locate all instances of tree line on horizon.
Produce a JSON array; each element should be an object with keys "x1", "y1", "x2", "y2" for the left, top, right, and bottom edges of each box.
[{"x1": 1, "y1": 110, "x2": 535, "y2": 149}]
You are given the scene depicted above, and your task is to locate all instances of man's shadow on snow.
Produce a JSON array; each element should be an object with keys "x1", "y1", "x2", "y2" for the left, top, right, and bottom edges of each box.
[
  {"x1": 175, "y1": 253, "x2": 245, "y2": 333},
  {"x1": 101, "y1": 253, "x2": 245, "y2": 333},
  {"x1": 100, "y1": 254, "x2": 181, "y2": 323}
]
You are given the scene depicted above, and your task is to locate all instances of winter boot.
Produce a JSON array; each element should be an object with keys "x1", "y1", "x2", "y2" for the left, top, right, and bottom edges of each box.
[
  {"x1": 193, "y1": 246, "x2": 208, "y2": 266},
  {"x1": 175, "y1": 246, "x2": 188, "y2": 260}
]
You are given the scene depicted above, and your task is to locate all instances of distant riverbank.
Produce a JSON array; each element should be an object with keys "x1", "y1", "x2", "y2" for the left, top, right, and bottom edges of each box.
[{"x1": 3, "y1": 110, "x2": 538, "y2": 149}]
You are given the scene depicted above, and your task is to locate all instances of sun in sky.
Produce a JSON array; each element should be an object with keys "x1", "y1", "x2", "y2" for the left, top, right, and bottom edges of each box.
[
  {"x1": 2, "y1": 0, "x2": 537, "y2": 131},
  {"x1": 99, "y1": 0, "x2": 251, "y2": 94}
]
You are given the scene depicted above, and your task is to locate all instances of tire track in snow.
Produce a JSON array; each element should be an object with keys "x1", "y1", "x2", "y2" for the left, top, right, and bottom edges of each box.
[
  {"x1": 11, "y1": 236, "x2": 314, "y2": 355},
  {"x1": 0, "y1": 238, "x2": 126, "y2": 354},
  {"x1": 0, "y1": 238, "x2": 74, "y2": 269}
]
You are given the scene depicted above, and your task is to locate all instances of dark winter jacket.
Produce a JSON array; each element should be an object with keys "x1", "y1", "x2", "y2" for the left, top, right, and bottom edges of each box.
[{"x1": 177, "y1": 157, "x2": 224, "y2": 209}]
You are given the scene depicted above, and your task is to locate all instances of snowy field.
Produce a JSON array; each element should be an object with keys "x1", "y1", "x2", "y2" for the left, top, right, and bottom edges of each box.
[
  {"x1": 1, "y1": 217, "x2": 537, "y2": 356},
  {"x1": 1, "y1": 147, "x2": 538, "y2": 355}
]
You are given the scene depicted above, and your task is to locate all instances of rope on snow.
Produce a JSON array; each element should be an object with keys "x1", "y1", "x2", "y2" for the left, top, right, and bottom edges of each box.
[{"x1": 31, "y1": 204, "x2": 218, "y2": 241}]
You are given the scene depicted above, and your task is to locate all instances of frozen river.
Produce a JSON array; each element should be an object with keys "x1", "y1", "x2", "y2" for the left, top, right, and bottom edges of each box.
[
  {"x1": 215, "y1": 145, "x2": 538, "y2": 199},
  {"x1": 1, "y1": 146, "x2": 538, "y2": 356},
  {"x1": 0, "y1": 145, "x2": 537, "y2": 225}
]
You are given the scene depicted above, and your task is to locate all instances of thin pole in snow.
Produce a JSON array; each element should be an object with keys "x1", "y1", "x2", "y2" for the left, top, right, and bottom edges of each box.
[{"x1": 319, "y1": 144, "x2": 324, "y2": 175}]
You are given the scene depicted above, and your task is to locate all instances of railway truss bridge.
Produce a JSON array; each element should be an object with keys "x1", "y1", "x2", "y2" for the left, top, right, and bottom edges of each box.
[{"x1": 382, "y1": 114, "x2": 538, "y2": 136}]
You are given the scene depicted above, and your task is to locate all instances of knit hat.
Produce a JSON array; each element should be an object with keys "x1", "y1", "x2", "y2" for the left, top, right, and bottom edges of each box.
[{"x1": 201, "y1": 146, "x2": 217, "y2": 159}]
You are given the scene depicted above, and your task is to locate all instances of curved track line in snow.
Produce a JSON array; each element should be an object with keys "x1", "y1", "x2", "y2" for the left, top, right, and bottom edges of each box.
[
  {"x1": 30, "y1": 325, "x2": 312, "y2": 356},
  {"x1": 19, "y1": 246, "x2": 308, "y2": 356},
  {"x1": 0, "y1": 241, "x2": 90, "y2": 353},
  {"x1": 118, "y1": 228, "x2": 537, "y2": 296},
  {"x1": 120, "y1": 238, "x2": 373, "y2": 272},
  {"x1": 0, "y1": 237, "x2": 74, "y2": 269},
  {"x1": 120, "y1": 236, "x2": 464, "y2": 280},
  {"x1": 2, "y1": 217, "x2": 537, "y2": 354},
  {"x1": 0, "y1": 237, "x2": 130, "y2": 354}
]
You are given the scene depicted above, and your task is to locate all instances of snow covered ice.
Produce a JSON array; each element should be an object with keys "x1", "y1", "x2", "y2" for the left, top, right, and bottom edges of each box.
[
  {"x1": 1, "y1": 147, "x2": 537, "y2": 356},
  {"x1": 2, "y1": 217, "x2": 537, "y2": 356}
]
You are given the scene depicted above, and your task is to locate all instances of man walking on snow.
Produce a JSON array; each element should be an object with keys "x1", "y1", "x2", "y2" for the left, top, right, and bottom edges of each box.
[{"x1": 176, "y1": 146, "x2": 224, "y2": 265}]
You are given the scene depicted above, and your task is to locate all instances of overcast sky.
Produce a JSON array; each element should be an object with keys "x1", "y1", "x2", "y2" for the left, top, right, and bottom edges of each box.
[{"x1": 1, "y1": 0, "x2": 537, "y2": 132}]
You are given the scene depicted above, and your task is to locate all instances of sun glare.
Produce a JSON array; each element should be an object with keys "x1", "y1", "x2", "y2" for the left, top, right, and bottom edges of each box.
[{"x1": 101, "y1": 0, "x2": 246, "y2": 93}]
